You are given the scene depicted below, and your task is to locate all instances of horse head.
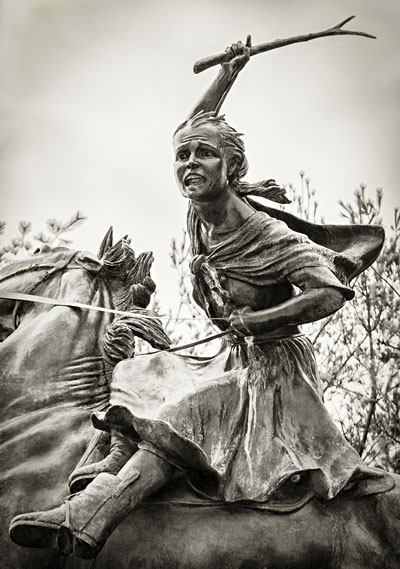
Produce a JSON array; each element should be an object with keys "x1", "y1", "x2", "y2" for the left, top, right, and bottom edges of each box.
[
  {"x1": 0, "y1": 227, "x2": 169, "y2": 421},
  {"x1": 0, "y1": 246, "x2": 78, "y2": 340},
  {"x1": 0, "y1": 228, "x2": 172, "y2": 568}
]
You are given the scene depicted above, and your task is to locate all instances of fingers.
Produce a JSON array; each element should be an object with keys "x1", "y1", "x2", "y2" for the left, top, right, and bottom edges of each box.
[
  {"x1": 222, "y1": 36, "x2": 252, "y2": 72},
  {"x1": 225, "y1": 37, "x2": 252, "y2": 59},
  {"x1": 225, "y1": 44, "x2": 242, "y2": 58},
  {"x1": 225, "y1": 45, "x2": 235, "y2": 58}
]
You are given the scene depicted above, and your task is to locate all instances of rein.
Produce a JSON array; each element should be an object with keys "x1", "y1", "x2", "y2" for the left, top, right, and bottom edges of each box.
[
  {"x1": 0, "y1": 291, "x2": 230, "y2": 353},
  {"x1": 0, "y1": 250, "x2": 230, "y2": 353}
]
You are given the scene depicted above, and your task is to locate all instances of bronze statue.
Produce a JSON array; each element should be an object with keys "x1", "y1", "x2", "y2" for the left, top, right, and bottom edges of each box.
[
  {"x1": 8, "y1": 34, "x2": 398, "y2": 566},
  {"x1": 0, "y1": 233, "x2": 169, "y2": 567}
]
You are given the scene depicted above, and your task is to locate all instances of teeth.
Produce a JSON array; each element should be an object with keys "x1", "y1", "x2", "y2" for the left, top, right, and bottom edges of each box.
[{"x1": 185, "y1": 175, "x2": 203, "y2": 184}]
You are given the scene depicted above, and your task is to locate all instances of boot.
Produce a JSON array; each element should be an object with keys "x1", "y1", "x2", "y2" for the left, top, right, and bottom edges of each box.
[
  {"x1": 69, "y1": 430, "x2": 137, "y2": 493},
  {"x1": 9, "y1": 448, "x2": 175, "y2": 559}
]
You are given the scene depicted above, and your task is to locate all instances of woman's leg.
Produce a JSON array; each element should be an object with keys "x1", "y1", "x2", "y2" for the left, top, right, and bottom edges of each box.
[
  {"x1": 69, "y1": 429, "x2": 137, "y2": 492},
  {"x1": 10, "y1": 447, "x2": 177, "y2": 559}
]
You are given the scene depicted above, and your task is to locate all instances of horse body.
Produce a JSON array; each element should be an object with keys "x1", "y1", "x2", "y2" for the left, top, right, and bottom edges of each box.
[
  {"x1": 0, "y1": 248, "x2": 116, "y2": 568},
  {"x1": 0, "y1": 238, "x2": 166, "y2": 569},
  {"x1": 102, "y1": 485, "x2": 400, "y2": 569},
  {"x1": 0, "y1": 241, "x2": 399, "y2": 569},
  {"x1": 59, "y1": 474, "x2": 400, "y2": 569},
  {"x1": 1, "y1": 252, "x2": 113, "y2": 418}
]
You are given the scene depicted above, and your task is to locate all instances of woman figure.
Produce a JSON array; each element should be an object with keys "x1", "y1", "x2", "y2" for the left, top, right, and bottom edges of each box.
[{"x1": 10, "y1": 41, "x2": 392, "y2": 559}]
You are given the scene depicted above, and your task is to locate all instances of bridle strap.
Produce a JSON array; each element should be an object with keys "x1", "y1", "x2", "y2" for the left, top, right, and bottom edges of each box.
[
  {"x1": 1, "y1": 250, "x2": 79, "y2": 329},
  {"x1": 0, "y1": 250, "x2": 78, "y2": 285}
]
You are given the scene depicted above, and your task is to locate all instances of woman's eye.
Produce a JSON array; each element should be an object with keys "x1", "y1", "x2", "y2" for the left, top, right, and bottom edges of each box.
[
  {"x1": 202, "y1": 149, "x2": 214, "y2": 158},
  {"x1": 176, "y1": 152, "x2": 188, "y2": 161}
]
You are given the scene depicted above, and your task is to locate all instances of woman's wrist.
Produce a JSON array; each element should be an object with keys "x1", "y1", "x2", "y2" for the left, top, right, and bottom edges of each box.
[
  {"x1": 229, "y1": 308, "x2": 255, "y2": 337},
  {"x1": 230, "y1": 307, "x2": 284, "y2": 337}
]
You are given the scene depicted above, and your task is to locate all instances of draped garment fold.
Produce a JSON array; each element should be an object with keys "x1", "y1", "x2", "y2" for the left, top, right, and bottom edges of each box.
[
  {"x1": 99, "y1": 336, "x2": 393, "y2": 508},
  {"x1": 96, "y1": 210, "x2": 393, "y2": 509}
]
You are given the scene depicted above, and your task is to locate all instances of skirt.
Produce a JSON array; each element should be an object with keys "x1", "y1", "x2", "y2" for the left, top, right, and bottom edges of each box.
[{"x1": 94, "y1": 335, "x2": 393, "y2": 509}]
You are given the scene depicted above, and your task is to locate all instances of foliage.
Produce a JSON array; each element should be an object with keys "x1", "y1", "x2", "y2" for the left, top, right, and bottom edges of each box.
[
  {"x1": 0, "y1": 211, "x2": 87, "y2": 265},
  {"x1": 0, "y1": 211, "x2": 87, "y2": 342},
  {"x1": 282, "y1": 177, "x2": 399, "y2": 472},
  {"x1": 309, "y1": 185, "x2": 400, "y2": 473}
]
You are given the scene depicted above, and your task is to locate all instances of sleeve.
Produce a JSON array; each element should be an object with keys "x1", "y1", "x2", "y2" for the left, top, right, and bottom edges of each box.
[
  {"x1": 287, "y1": 265, "x2": 355, "y2": 300},
  {"x1": 265, "y1": 217, "x2": 356, "y2": 301}
]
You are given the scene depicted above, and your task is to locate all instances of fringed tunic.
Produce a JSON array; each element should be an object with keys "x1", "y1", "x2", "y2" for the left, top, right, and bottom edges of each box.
[{"x1": 100, "y1": 211, "x2": 393, "y2": 509}]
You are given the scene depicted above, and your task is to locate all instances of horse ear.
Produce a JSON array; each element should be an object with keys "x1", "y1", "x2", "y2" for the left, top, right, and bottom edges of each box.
[{"x1": 98, "y1": 227, "x2": 114, "y2": 259}]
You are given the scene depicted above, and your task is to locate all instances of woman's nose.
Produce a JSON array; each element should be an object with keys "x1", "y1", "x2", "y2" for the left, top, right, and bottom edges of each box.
[{"x1": 187, "y1": 154, "x2": 199, "y2": 169}]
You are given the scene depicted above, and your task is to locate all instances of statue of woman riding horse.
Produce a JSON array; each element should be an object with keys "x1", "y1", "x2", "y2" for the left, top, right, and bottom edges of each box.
[{"x1": 6, "y1": 37, "x2": 400, "y2": 569}]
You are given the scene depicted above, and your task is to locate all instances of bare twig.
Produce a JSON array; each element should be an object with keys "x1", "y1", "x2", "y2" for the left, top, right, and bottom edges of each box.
[
  {"x1": 358, "y1": 289, "x2": 378, "y2": 457},
  {"x1": 372, "y1": 266, "x2": 400, "y2": 300},
  {"x1": 378, "y1": 339, "x2": 400, "y2": 352},
  {"x1": 311, "y1": 313, "x2": 334, "y2": 346},
  {"x1": 193, "y1": 16, "x2": 376, "y2": 73},
  {"x1": 340, "y1": 385, "x2": 379, "y2": 404},
  {"x1": 328, "y1": 332, "x2": 369, "y2": 379}
]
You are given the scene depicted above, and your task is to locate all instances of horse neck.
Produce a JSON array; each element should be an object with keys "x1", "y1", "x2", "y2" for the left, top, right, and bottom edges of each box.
[
  {"x1": 22, "y1": 266, "x2": 115, "y2": 357},
  {"x1": 0, "y1": 262, "x2": 64, "y2": 341},
  {"x1": 0, "y1": 267, "x2": 115, "y2": 417}
]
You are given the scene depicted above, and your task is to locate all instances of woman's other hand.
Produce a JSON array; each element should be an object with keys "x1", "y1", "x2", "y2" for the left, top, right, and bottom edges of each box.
[{"x1": 229, "y1": 306, "x2": 255, "y2": 337}]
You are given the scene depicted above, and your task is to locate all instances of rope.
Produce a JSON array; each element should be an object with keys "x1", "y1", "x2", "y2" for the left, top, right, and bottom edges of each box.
[
  {"x1": 136, "y1": 330, "x2": 230, "y2": 356},
  {"x1": 0, "y1": 291, "x2": 226, "y2": 323},
  {"x1": 0, "y1": 290, "x2": 232, "y2": 354}
]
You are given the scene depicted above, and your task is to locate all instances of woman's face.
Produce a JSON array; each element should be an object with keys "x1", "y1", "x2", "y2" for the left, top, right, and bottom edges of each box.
[{"x1": 173, "y1": 123, "x2": 230, "y2": 202}]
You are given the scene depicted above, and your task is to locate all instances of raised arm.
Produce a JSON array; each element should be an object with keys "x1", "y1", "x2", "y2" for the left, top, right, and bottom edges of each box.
[{"x1": 187, "y1": 37, "x2": 252, "y2": 120}]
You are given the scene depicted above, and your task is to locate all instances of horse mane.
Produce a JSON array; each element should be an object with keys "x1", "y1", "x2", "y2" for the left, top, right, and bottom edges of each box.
[
  {"x1": 99, "y1": 239, "x2": 156, "y2": 312},
  {"x1": 98, "y1": 238, "x2": 167, "y2": 368},
  {"x1": 0, "y1": 239, "x2": 165, "y2": 370}
]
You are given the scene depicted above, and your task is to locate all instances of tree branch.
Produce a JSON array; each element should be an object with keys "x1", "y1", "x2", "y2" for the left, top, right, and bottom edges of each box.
[{"x1": 194, "y1": 16, "x2": 376, "y2": 73}]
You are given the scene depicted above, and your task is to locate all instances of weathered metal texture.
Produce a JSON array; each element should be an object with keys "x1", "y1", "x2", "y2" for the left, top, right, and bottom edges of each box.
[
  {"x1": 0, "y1": 235, "x2": 167, "y2": 569},
  {"x1": 92, "y1": 480, "x2": 400, "y2": 569}
]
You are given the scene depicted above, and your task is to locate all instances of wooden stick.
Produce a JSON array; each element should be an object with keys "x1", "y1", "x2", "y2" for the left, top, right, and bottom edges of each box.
[{"x1": 193, "y1": 16, "x2": 376, "y2": 74}]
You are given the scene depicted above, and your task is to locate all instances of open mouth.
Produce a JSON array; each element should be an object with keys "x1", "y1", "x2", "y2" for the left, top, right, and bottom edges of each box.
[{"x1": 184, "y1": 174, "x2": 205, "y2": 186}]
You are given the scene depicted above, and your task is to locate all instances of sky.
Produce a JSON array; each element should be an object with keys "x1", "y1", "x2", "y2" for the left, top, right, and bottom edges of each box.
[{"x1": 0, "y1": 0, "x2": 399, "y2": 310}]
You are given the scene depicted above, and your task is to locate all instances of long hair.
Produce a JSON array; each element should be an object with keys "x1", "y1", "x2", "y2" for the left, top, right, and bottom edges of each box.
[{"x1": 174, "y1": 111, "x2": 290, "y2": 253}]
